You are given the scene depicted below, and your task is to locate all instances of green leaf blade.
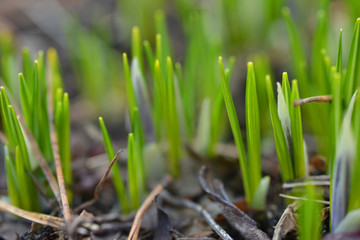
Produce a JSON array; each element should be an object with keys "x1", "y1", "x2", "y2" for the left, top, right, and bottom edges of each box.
[
  {"x1": 245, "y1": 62, "x2": 261, "y2": 191},
  {"x1": 344, "y1": 18, "x2": 360, "y2": 104},
  {"x1": 290, "y1": 80, "x2": 306, "y2": 178},
  {"x1": 99, "y1": 117, "x2": 128, "y2": 213},
  {"x1": 265, "y1": 75, "x2": 294, "y2": 182},
  {"x1": 219, "y1": 57, "x2": 251, "y2": 202}
]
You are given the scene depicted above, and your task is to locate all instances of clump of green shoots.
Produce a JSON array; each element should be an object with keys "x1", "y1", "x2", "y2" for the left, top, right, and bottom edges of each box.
[
  {"x1": 1, "y1": 87, "x2": 40, "y2": 211},
  {"x1": 120, "y1": 10, "x2": 234, "y2": 180},
  {"x1": 265, "y1": 73, "x2": 306, "y2": 182},
  {"x1": 219, "y1": 57, "x2": 269, "y2": 209},
  {"x1": 1, "y1": 48, "x2": 72, "y2": 209}
]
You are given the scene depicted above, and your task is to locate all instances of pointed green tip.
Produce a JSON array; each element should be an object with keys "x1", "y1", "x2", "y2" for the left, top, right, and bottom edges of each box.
[
  {"x1": 156, "y1": 34, "x2": 161, "y2": 40},
  {"x1": 132, "y1": 26, "x2": 140, "y2": 33},
  {"x1": 143, "y1": 40, "x2": 149, "y2": 46},
  {"x1": 265, "y1": 74, "x2": 271, "y2": 83},
  {"x1": 122, "y1": 52, "x2": 127, "y2": 58},
  {"x1": 292, "y1": 79, "x2": 298, "y2": 87},
  {"x1": 167, "y1": 56, "x2": 172, "y2": 63},
  {"x1": 155, "y1": 59, "x2": 160, "y2": 67},
  {"x1": 132, "y1": 107, "x2": 139, "y2": 113},
  {"x1": 18, "y1": 73, "x2": 23, "y2": 77},
  {"x1": 282, "y1": 72, "x2": 288, "y2": 78},
  {"x1": 282, "y1": 7, "x2": 290, "y2": 16},
  {"x1": 218, "y1": 56, "x2": 223, "y2": 63},
  {"x1": 247, "y1": 62, "x2": 253, "y2": 68}
]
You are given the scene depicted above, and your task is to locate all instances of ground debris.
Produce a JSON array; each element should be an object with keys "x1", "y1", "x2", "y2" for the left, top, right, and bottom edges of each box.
[{"x1": 199, "y1": 166, "x2": 270, "y2": 240}]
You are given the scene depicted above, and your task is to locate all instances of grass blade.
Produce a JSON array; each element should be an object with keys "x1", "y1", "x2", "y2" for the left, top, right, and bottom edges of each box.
[
  {"x1": 131, "y1": 26, "x2": 144, "y2": 75},
  {"x1": 143, "y1": 40, "x2": 155, "y2": 77},
  {"x1": 99, "y1": 117, "x2": 129, "y2": 213},
  {"x1": 265, "y1": 75, "x2": 294, "y2": 182},
  {"x1": 4, "y1": 148, "x2": 20, "y2": 208},
  {"x1": 290, "y1": 80, "x2": 306, "y2": 178},
  {"x1": 330, "y1": 70, "x2": 342, "y2": 174},
  {"x1": 298, "y1": 183, "x2": 323, "y2": 240},
  {"x1": 127, "y1": 133, "x2": 140, "y2": 210},
  {"x1": 336, "y1": 29, "x2": 343, "y2": 74},
  {"x1": 123, "y1": 53, "x2": 137, "y2": 117},
  {"x1": 344, "y1": 18, "x2": 360, "y2": 105},
  {"x1": 245, "y1": 62, "x2": 261, "y2": 192},
  {"x1": 219, "y1": 57, "x2": 251, "y2": 202}
]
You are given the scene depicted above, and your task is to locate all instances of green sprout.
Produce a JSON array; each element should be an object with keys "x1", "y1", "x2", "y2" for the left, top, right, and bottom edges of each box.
[
  {"x1": 298, "y1": 183, "x2": 323, "y2": 240},
  {"x1": 99, "y1": 117, "x2": 129, "y2": 213},
  {"x1": 1, "y1": 48, "x2": 73, "y2": 209},
  {"x1": 99, "y1": 117, "x2": 144, "y2": 212},
  {"x1": 266, "y1": 73, "x2": 306, "y2": 182},
  {"x1": 219, "y1": 57, "x2": 269, "y2": 209},
  {"x1": 1, "y1": 88, "x2": 40, "y2": 211}
]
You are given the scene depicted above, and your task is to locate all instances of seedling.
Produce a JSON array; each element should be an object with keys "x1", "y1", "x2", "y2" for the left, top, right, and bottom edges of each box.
[
  {"x1": 99, "y1": 117, "x2": 144, "y2": 212},
  {"x1": 219, "y1": 58, "x2": 269, "y2": 209},
  {"x1": 1, "y1": 48, "x2": 73, "y2": 209},
  {"x1": 266, "y1": 73, "x2": 306, "y2": 182}
]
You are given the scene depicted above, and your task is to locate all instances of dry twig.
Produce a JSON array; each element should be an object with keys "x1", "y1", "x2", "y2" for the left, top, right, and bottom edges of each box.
[
  {"x1": 272, "y1": 201, "x2": 300, "y2": 240},
  {"x1": 0, "y1": 200, "x2": 64, "y2": 229},
  {"x1": 160, "y1": 190, "x2": 233, "y2": 240},
  {"x1": 46, "y1": 72, "x2": 72, "y2": 226},
  {"x1": 293, "y1": 95, "x2": 332, "y2": 107},
  {"x1": 279, "y1": 193, "x2": 330, "y2": 205},
  {"x1": 74, "y1": 150, "x2": 122, "y2": 213},
  {"x1": 127, "y1": 176, "x2": 171, "y2": 240}
]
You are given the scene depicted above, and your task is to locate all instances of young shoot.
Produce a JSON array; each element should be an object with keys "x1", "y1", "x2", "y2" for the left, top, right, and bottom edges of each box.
[{"x1": 219, "y1": 57, "x2": 269, "y2": 209}]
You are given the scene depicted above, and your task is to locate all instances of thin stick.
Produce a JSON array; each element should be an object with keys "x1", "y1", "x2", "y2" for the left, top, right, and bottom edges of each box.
[
  {"x1": 0, "y1": 200, "x2": 64, "y2": 229},
  {"x1": 293, "y1": 95, "x2": 332, "y2": 107},
  {"x1": 127, "y1": 177, "x2": 171, "y2": 240},
  {"x1": 161, "y1": 190, "x2": 233, "y2": 240},
  {"x1": 279, "y1": 193, "x2": 329, "y2": 205},
  {"x1": 48, "y1": 119, "x2": 71, "y2": 224},
  {"x1": 74, "y1": 150, "x2": 122, "y2": 213},
  {"x1": 47, "y1": 67, "x2": 72, "y2": 225},
  {"x1": 283, "y1": 180, "x2": 330, "y2": 189}
]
